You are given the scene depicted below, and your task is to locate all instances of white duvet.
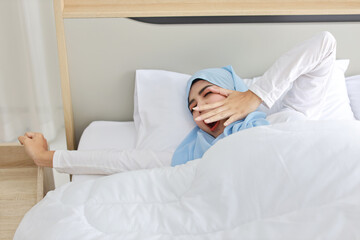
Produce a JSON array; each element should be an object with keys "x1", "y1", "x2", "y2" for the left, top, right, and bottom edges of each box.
[{"x1": 15, "y1": 121, "x2": 360, "y2": 239}]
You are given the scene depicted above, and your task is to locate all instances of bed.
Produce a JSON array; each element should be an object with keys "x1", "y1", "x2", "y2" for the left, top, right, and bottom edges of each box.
[
  {"x1": 71, "y1": 65, "x2": 360, "y2": 181},
  {"x1": 14, "y1": 0, "x2": 360, "y2": 239},
  {"x1": 14, "y1": 121, "x2": 360, "y2": 239}
]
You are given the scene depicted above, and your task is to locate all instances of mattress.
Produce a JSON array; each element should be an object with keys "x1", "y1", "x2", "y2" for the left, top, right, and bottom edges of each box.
[{"x1": 73, "y1": 121, "x2": 136, "y2": 182}]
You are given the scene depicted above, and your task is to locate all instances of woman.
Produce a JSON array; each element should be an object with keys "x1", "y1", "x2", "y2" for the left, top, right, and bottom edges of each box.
[
  {"x1": 172, "y1": 31, "x2": 337, "y2": 166},
  {"x1": 19, "y1": 31, "x2": 337, "y2": 173}
]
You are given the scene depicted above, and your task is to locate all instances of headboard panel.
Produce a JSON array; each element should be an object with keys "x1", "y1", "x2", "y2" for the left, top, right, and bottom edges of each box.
[
  {"x1": 54, "y1": 0, "x2": 360, "y2": 149},
  {"x1": 62, "y1": 0, "x2": 360, "y2": 18}
]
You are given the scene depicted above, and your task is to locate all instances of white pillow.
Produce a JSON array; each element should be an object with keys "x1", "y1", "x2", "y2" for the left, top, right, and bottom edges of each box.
[
  {"x1": 346, "y1": 75, "x2": 360, "y2": 120},
  {"x1": 134, "y1": 70, "x2": 195, "y2": 151}
]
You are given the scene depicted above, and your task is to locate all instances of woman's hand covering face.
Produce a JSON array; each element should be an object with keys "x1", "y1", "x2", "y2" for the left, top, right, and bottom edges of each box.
[{"x1": 193, "y1": 86, "x2": 262, "y2": 126}]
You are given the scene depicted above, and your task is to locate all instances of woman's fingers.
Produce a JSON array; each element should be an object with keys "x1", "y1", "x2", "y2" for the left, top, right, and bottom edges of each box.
[
  {"x1": 18, "y1": 136, "x2": 27, "y2": 145},
  {"x1": 204, "y1": 111, "x2": 233, "y2": 124},
  {"x1": 193, "y1": 100, "x2": 224, "y2": 113},
  {"x1": 207, "y1": 86, "x2": 232, "y2": 97},
  {"x1": 193, "y1": 88, "x2": 234, "y2": 113},
  {"x1": 224, "y1": 114, "x2": 242, "y2": 126},
  {"x1": 25, "y1": 132, "x2": 36, "y2": 138},
  {"x1": 19, "y1": 132, "x2": 45, "y2": 145},
  {"x1": 195, "y1": 105, "x2": 229, "y2": 122},
  {"x1": 195, "y1": 90, "x2": 262, "y2": 125},
  {"x1": 201, "y1": 108, "x2": 242, "y2": 125}
]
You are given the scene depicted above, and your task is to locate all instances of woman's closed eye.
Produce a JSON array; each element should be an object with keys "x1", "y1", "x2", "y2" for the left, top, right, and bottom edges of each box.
[
  {"x1": 202, "y1": 88, "x2": 214, "y2": 97},
  {"x1": 204, "y1": 92, "x2": 212, "y2": 97}
]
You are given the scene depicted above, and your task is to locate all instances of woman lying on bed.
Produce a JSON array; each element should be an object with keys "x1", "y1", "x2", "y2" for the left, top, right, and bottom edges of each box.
[{"x1": 18, "y1": 31, "x2": 338, "y2": 173}]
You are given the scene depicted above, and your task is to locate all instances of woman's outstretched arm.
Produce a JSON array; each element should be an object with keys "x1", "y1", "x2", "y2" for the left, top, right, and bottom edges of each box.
[{"x1": 18, "y1": 132, "x2": 172, "y2": 174}]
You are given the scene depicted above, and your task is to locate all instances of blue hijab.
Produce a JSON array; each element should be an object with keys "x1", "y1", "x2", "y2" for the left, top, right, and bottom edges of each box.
[{"x1": 171, "y1": 66, "x2": 269, "y2": 166}]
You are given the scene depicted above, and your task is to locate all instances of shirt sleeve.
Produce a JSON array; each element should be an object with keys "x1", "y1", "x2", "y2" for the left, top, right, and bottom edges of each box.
[
  {"x1": 53, "y1": 149, "x2": 173, "y2": 175},
  {"x1": 248, "y1": 31, "x2": 336, "y2": 109}
]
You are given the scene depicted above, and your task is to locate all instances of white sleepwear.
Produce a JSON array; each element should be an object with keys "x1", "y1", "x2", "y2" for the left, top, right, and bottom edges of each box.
[
  {"x1": 53, "y1": 149, "x2": 173, "y2": 175},
  {"x1": 250, "y1": 31, "x2": 336, "y2": 123},
  {"x1": 54, "y1": 31, "x2": 338, "y2": 175}
]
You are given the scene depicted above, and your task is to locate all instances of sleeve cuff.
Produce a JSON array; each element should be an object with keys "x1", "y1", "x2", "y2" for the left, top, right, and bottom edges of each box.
[
  {"x1": 52, "y1": 150, "x2": 64, "y2": 172},
  {"x1": 249, "y1": 84, "x2": 272, "y2": 109}
]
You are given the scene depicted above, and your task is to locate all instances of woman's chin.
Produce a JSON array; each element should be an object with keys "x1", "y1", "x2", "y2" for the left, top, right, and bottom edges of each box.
[
  {"x1": 206, "y1": 120, "x2": 225, "y2": 138},
  {"x1": 212, "y1": 128, "x2": 224, "y2": 138}
]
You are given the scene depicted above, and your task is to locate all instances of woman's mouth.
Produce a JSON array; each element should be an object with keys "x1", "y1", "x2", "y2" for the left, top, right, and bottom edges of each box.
[{"x1": 205, "y1": 120, "x2": 220, "y2": 132}]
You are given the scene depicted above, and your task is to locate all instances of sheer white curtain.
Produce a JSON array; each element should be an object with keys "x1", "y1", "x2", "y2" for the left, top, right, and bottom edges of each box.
[{"x1": 0, "y1": 0, "x2": 64, "y2": 143}]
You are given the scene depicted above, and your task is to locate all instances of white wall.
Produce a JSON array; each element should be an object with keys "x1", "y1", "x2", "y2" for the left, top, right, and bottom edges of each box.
[{"x1": 64, "y1": 18, "x2": 360, "y2": 144}]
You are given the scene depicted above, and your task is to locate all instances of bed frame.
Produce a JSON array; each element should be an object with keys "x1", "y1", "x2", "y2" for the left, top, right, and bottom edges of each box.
[{"x1": 53, "y1": 0, "x2": 360, "y2": 150}]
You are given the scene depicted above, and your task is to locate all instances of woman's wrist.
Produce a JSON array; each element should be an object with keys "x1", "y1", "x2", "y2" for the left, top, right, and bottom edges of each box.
[
  {"x1": 247, "y1": 90, "x2": 262, "y2": 106},
  {"x1": 36, "y1": 150, "x2": 55, "y2": 168}
]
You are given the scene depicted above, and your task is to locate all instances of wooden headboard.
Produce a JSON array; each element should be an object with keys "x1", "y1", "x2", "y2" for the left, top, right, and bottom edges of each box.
[{"x1": 53, "y1": 0, "x2": 360, "y2": 150}]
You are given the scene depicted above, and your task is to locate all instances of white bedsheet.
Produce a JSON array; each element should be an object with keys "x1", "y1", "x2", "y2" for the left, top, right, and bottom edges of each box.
[{"x1": 16, "y1": 120, "x2": 360, "y2": 239}]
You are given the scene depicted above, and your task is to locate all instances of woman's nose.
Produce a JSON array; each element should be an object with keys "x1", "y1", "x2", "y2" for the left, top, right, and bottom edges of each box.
[{"x1": 196, "y1": 100, "x2": 207, "y2": 114}]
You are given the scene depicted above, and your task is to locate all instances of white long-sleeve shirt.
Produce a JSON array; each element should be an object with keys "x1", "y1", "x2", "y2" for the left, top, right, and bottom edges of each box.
[
  {"x1": 54, "y1": 31, "x2": 337, "y2": 175},
  {"x1": 53, "y1": 149, "x2": 173, "y2": 175}
]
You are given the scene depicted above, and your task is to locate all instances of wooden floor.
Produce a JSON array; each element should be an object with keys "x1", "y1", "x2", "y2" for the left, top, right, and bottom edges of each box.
[{"x1": 0, "y1": 145, "x2": 43, "y2": 240}]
